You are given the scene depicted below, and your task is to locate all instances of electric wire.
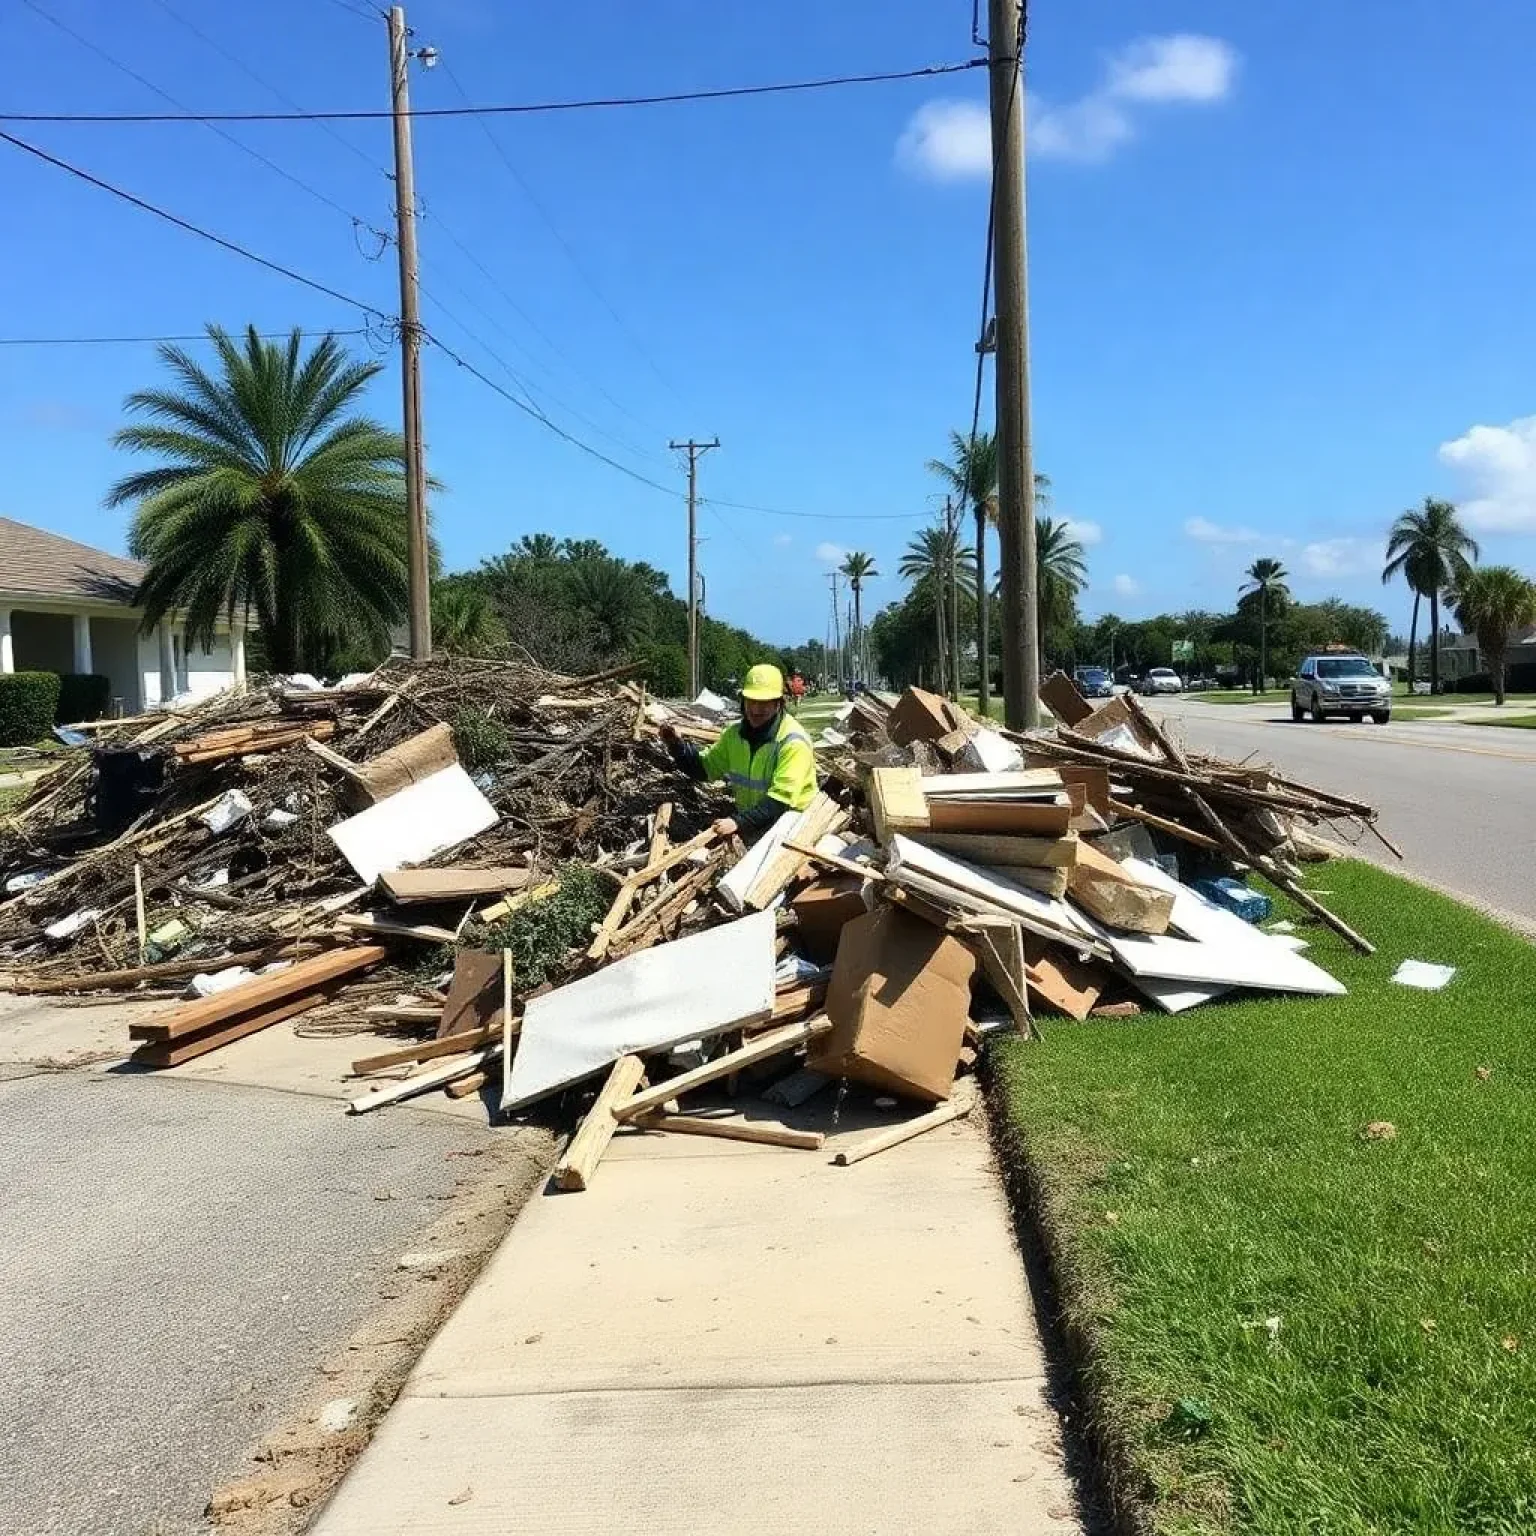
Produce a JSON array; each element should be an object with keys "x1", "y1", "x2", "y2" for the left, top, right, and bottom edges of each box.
[
  {"x1": 0, "y1": 330, "x2": 368, "y2": 346},
  {"x1": 3, "y1": 58, "x2": 988, "y2": 123}
]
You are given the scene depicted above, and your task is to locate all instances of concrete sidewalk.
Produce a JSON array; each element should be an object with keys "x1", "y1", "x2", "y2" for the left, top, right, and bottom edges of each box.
[{"x1": 311, "y1": 1095, "x2": 1090, "y2": 1535}]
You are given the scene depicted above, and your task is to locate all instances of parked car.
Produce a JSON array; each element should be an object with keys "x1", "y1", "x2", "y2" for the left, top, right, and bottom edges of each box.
[
  {"x1": 1138, "y1": 668, "x2": 1184, "y2": 695},
  {"x1": 1290, "y1": 653, "x2": 1391, "y2": 723},
  {"x1": 1073, "y1": 666, "x2": 1112, "y2": 699}
]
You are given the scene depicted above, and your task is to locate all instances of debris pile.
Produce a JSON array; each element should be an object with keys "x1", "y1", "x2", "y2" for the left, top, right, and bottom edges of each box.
[{"x1": 0, "y1": 661, "x2": 1395, "y2": 1183}]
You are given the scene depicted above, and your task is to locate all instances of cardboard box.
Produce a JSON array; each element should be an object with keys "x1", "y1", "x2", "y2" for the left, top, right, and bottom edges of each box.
[
  {"x1": 887, "y1": 686, "x2": 968, "y2": 748},
  {"x1": 810, "y1": 905, "x2": 976, "y2": 1103},
  {"x1": 791, "y1": 877, "x2": 871, "y2": 964}
]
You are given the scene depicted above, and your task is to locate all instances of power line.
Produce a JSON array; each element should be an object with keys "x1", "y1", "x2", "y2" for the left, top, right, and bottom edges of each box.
[
  {"x1": 0, "y1": 128, "x2": 391, "y2": 319},
  {"x1": 3, "y1": 58, "x2": 987, "y2": 123},
  {"x1": 0, "y1": 329, "x2": 369, "y2": 346},
  {"x1": 17, "y1": 0, "x2": 390, "y2": 245},
  {"x1": 707, "y1": 497, "x2": 927, "y2": 522},
  {"x1": 320, "y1": 0, "x2": 381, "y2": 21},
  {"x1": 438, "y1": 56, "x2": 683, "y2": 409}
]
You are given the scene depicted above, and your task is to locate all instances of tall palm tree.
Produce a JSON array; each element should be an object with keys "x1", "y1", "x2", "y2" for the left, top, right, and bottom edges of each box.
[
  {"x1": 1450, "y1": 566, "x2": 1536, "y2": 706},
  {"x1": 1035, "y1": 515, "x2": 1087, "y2": 660},
  {"x1": 926, "y1": 430, "x2": 1051, "y2": 708},
  {"x1": 431, "y1": 583, "x2": 506, "y2": 656},
  {"x1": 515, "y1": 533, "x2": 560, "y2": 562},
  {"x1": 840, "y1": 551, "x2": 878, "y2": 686},
  {"x1": 568, "y1": 556, "x2": 652, "y2": 652},
  {"x1": 1380, "y1": 547, "x2": 1434, "y2": 689},
  {"x1": 108, "y1": 325, "x2": 410, "y2": 673},
  {"x1": 1383, "y1": 497, "x2": 1479, "y2": 694},
  {"x1": 900, "y1": 524, "x2": 975, "y2": 694},
  {"x1": 1240, "y1": 558, "x2": 1291, "y2": 690}
]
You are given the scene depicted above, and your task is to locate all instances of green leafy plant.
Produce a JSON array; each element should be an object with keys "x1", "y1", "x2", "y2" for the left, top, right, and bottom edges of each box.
[
  {"x1": 450, "y1": 708, "x2": 510, "y2": 772},
  {"x1": 0, "y1": 672, "x2": 63, "y2": 746},
  {"x1": 1166, "y1": 1397, "x2": 1214, "y2": 1441},
  {"x1": 479, "y1": 862, "x2": 607, "y2": 990}
]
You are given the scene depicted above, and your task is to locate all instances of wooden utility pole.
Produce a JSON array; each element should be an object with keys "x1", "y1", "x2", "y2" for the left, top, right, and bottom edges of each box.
[
  {"x1": 945, "y1": 495, "x2": 962, "y2": 700},
  {"x1": 669, "y1": 437, "x2": 718, "y2": 697},
  {"x1": 388, "y1": 5, "x2": 431, "y2": 659},
  {"x1": 828, "y1": 571, "x2": 844, "y2": 691},
  {"x1": 988, "y1": 0, "x2": 1039, "y2": 727}
]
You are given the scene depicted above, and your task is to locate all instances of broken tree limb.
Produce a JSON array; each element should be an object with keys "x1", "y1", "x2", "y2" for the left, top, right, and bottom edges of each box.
[
  {"x1": 4, "y1": 943, "x2": 319, "y2": 996},
  {"x1": 613, "y1": 1016, "x2": 834, "y2": 1122},
  {"x1": 833, "y1": 1098, "x2": 972, "y2": 1166},
  {"x1": 552, "y1": 1053, "x2": 647, "y2": 1191},
  {"x1": 1108, "y1": 799, "x2": 1222, "y2": 851},
  {"x1": 633, "y1": 1111, "x2": 825, "y2": 1150}
]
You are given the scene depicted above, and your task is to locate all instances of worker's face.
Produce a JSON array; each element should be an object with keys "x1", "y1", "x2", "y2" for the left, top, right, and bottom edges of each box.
[{"x1": 743, "y1": 697, "x2": 779, "y2": 729}]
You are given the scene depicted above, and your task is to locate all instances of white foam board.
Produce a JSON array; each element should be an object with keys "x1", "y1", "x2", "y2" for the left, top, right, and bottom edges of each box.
[
  {"x1": 500, "y1": 910, "x2": 777, "y2": 1110},
  {"x1": 326, "y1": 764, "x2": 498, "y2": 883},
  {"x1": 887, "y1": 835, "x2": 1096, "y2": 939},
  {"x1": 717, "y1": 802, "x2": 820, "y2": 912}
]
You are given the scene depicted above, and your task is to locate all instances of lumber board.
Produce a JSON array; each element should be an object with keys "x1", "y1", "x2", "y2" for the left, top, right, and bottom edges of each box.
[
  {"x1": 444, "y1": 1070, "x2": 489, "y2": 1100},
  {"x1": 377, "y1": 867, "x2": 532, "y2": 904},
  {"x1": 552, "y1": 1054, "x2": 646, "y2": 1191},
  {"x1": 868, "y1": 766, "x2": 928, "y2": 844},
  {"x1": 351, "y1": 1023, "x2": 497, "y2": 1076},
  {"x1": 361, "y1": 1004, "x2": 443, "y2": 1024},
  {"x1": 633, "y1": 1111, "x2": 825, "y2": 1150},
  {"x1": 479, "y1": 880, "x2": 557, "y2": 925},
  {"x1": 743, "y1": 791, "x2": 845, "y2": 909},
  {"x1": 927, "y1": 798, "x2": 1072, "y2": 836},
  {"x1": 919, "y1": 770, "x2": 1064, "y2": 797},
  {"x1": 131, "y1": 946, "x2": 386, "y2": 1043},
  {"x1": 347, "y1": 1043, "x2": 502, "y2": 1114},
  {"x1": 5, "y1": 944, "x2": 305, "y2": 996},
  {"x1": 129, "y1": 990, "x2": 329, "y2": 1067},
  {"x1": 1108, "y1": 799, "x2": 1222, "y2": 851},
  {"x1": 609, "y1": 851, "x2": 725, "y2": 951},
  {"x1": 833, "y1": 1099, "x2": 971, "y2": 1165},
  {"x1": 1067, "y1": 842, "x2": 1175, "y2": 935},
  {"x1": 337, "y1": 914, "x2": 459, "y2": 943},
  {"x1": 913, "y1": 830, "x2": 1078, "y2": 869},
  {"x1": 613, "y1": 1017, "x2": 833, "y2": 1122}
]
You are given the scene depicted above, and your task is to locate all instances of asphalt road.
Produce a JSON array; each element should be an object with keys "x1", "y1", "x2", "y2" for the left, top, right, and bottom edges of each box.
[
  {"x1": 1149, "y1": 696, "x2": 1536, "y2": 929},
  {"x1": 0, "y1": 1068, "x2": 497, "y2": 1536}
]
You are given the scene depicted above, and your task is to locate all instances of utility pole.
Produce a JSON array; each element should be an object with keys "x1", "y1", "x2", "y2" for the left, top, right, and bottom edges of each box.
[
  {"x1": 388, "y1": 5, "x2": 432, "y2": 659},
  {"x1": 945, "y1": 496, "x2": 963, "y2": 701},
  {"x1": 669, "y1": 437, "x2": 718, "y2": 697},
  {"x1": 828, "y1": 572, "x2": 844, "y2": 692},
  {"x1": 987, "y1": 0, "x2": 1039, "y2": 727}
]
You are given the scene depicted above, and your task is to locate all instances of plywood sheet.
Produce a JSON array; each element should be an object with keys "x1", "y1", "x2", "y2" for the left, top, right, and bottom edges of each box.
[
  {"x1": 500, "y1": 910, "x2": 777, "y2": 1111},
  {"x1": 327, "y1": 764, "x2": 497, "y2": 883},
  {"x1": 887, "y1": 836, "x2": 1095, "y2": 939},
  {"x1": 927, "y1": 798, "x2": 1072, "y2": 836}
]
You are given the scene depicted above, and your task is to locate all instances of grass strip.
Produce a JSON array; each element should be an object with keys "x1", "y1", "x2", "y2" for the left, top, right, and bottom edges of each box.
[
  {"x1": 1461, "y1": 714, "x2": 1536, "y2": 730},
  {"x1": 990, "y1": 860, "x2": 1536, "y2": 1534}
]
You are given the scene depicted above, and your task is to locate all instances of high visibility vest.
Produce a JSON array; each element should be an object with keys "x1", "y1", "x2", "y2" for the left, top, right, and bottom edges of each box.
[{"x1": 700, "y1": 711, "x2": 818, "y2": 814}]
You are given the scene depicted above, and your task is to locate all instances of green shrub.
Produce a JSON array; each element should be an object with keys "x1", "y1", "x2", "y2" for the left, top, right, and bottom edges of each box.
[
  {"x1": 641, "y1": 641, "x2": 689, "y2": 699},
  {"x1": 451, "y1": 708, "x2": 510, "y2": 771},
  {"x1": 0, "y1": 672, "x2": 62, "y2": 746},
  {"x1": 479, "y1": 862, "x2": 607, "y2": 989},
  {"x1": 55, "y1": 672, "x2": 111, "y2": 724}
]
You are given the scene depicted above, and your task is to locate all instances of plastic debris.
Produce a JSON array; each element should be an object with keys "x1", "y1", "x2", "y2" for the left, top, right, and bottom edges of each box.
[{"x1": 1391, "y1": 959, "x2": 1456, "y2": 991}]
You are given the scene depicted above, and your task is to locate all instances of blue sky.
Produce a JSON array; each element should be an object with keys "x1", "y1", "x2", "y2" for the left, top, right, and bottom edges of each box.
[{"x1": 6, "y1": 0, "x2": 1536, "y2": 646}]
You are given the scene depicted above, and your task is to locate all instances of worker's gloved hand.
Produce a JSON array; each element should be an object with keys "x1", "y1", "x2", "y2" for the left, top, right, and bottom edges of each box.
[{"x1": 712, "y1": 817, "x2": 739, "y2": 838}]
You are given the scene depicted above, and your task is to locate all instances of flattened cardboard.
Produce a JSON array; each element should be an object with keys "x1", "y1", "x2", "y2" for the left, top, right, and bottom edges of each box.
[
  {"x1": 791, "y1": 877, "x2": 872, "y2": 963},
  {"x1": 887, "y1": 687, "x2": 968, "y2": 747},
  {"x1": 810, "y1": 905, "x2": 976, "y2": 1103}
]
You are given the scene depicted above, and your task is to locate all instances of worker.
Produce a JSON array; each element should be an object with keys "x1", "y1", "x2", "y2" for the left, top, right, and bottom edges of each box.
[
  {"x1": 787, "y1": 670, "x2": 806, "y2": 710},
  {"x1": 660, "y1": 663, "x2": 818, "y2": 839}
]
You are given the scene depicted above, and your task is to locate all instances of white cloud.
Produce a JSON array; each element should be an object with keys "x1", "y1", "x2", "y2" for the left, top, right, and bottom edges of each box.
[
  {"x1": 815, "y1": 541, "x2": 847, "y2": 566},
  {"x1": 1105, "y1": 35, "x2": 1239, "y2": 105},
  {"x1": 1062, "y1": 518, "x2": 1102, "y2": 546},
  {"x1": 1185, "y1": 516, "x2": 1261, "y2": 545},
  {"x1": 1031, "y1": 97, "x2": 1134, "y2": 164},
  {"x1": 773, "y1": 532, "x2": 793, "y2": 548},
  {"x1": 1297, "y1": 537, "x2": 1383, "y2": 579},
  {"x1": 895, "y1": 100, "x2": 991, "y2": 179},
  {"x1": 1111, "y1": 573, "x2": 1140, "y2": 597},
  {"x1": 1438, "y1": 415, "x2": 1536, "y2": 532}
]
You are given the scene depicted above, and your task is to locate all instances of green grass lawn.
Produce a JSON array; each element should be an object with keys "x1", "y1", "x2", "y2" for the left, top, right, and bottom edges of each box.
[
  {"x1": 1461, "y1": 714, "x2": 1536, "y2": 730},
  {"x1": 992, "y1": 860, "x2": 1536, "y2": 1534},
  {"x1": 1190, "y1": 690, "x2": 1291, "y2": 705},
  {"x1": 1389, "y1": 706, "x2": 1454, "y2": 721}
]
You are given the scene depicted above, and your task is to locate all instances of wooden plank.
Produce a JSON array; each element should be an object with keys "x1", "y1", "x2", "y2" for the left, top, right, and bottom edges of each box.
[
  {"x1": 613, "y1": 1017, "x2": 833, "y2": 1122},
  {"x1": 337, "y1": 914, "x2": 459, "y2": 943},
  {"x1": 1038, "y1": 670, "x2": 1094, "y2": 727},
  {"x1": 647, "y1": 801, "x2": 675, "y2": 863},
  {"x1": 130, "y1": 990, "x2": 329, "y2": 1067},
  {"x1": 633, "y1": 1111, "x2": 825, "y2": 1150},
  {"x1": 350, "y1": 1023, "x2": 497, "y2": 1076},
  {"x1": 501, "y1": 947, "x2": 515, "y2": 1081},
  {"x1": 920, "y1": 770, "x2": 1064, "y2": 797},
  {"x1": 130, "y1": 946, "x2": 386, "y2": 1043},
  {"x1": 832, "y1": 1099, "x2": 971, "y2": 1166},
  {"x1": 378, "y1": 867, "x2": 532, "y2": 904},
  {"x1": 927, "y1": 799, "x2": 1072, "y2": 836},
  {"x1": 7, "y1": 944, "x2": 308, "y2": 996},
  {"x1": 1067, "y1": 841, "x2": 1175, "y2": 935},
  {"x1": 552, "y1": 1054, "x2": 646, "y2": 1191},
  {"x1": 743, "y1": 792, "x2": 845, "y2": 910},
  {"x1": 868, "y1": 766, "x2": 928, "y2": 844},
  {"x1": 361, "y1": 1004, "x2": 443, "y2": 1024},
  {"x1": 480, "y1": 880, "x2": 557, "y2": 925},
  {"x1": 347, "y1": 1043, "x2": 502, "y2": 1114},
  {"x1": 1108, "y1": 799, "x2": 1222, "y2": 851},
  {"x1": 781, "y1": 840, "x2": 882, "y2": 885},
  {"x1": 609, "y1": 851, "x2": 725, "y2": 952},
  {"x1": 913, "y1": 831, "x2": 1078, "y2": 869},
  {"x1": 444, "y1": 1070, "x2": 489, "y2": 1100},
  {"x1": 436, "y1": 949, "x2": 505, "y2": 1039},
  {"x1": 587, "y1": 826, "x2": 718, "y2": 958}
]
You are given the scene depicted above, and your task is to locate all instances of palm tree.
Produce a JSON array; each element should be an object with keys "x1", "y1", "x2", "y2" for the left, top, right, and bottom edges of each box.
[
  {"x1": 515, "y1": 533, "x2": 560, "y2": 562},
  {"x1": 840, "y1": 551, "x2": 878, "y2": 686},
  {"x1": 1240, "y1": 558, "x2": 1290, "y2": 691},
  {"x1": 1035, "y1": 515, "x2": 1087, "y2": 660},
  {"x1": 1383, "y1": 497, "x2": 1479, "y2": 694},
  {"x1": 107, "y1": 325, "x2": 410, "y2": 673},
  {"x1": 432, "y1": 583, "x2": 506, "y2": 656},
  {"x1": 899, "y1": 524, "x2": 975, "y2": 694},
  {"x1": 927, "y1": 430, "x2": 1050, "y2": 709},
  {"x1": 1449, "y1": 566, "x2": 1536, "y2": 706},
  {"x1": 568, "y1": 556, "x2": 652, "y2": 652}
]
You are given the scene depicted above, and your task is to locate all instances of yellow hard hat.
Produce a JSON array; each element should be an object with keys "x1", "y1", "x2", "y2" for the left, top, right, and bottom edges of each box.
[{"x1": 740, "y1": 663, "x2": 785, "y2": 701}]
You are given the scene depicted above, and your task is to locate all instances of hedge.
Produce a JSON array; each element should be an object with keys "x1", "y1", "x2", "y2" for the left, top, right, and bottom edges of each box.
[
  {"x1": 55, "y1": 672, "x2": 111, "y2": 724},
  {"x1": 1449, "y1": 663, "x2": 1536, "y2": 694},
  {"x1": 0, "y1": 672, "x2": 63, "y2": 747}
]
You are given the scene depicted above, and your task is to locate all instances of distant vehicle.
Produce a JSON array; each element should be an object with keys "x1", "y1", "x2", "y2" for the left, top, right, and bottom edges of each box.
[
  {"x1": 1138, "y1": 668, "x2": 1183, "y2": 696},
  {"x1": 1074, "y1": 666, "x2": 1112, "y2": 699},
  {"x1": 1290, "y1": 653, "x2": 1391, "y2": 723}
]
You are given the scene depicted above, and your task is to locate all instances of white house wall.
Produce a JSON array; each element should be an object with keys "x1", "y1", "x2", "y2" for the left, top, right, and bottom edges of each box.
[{"x1": 89, "y1": 616, "x2": 142, "y2": 715}]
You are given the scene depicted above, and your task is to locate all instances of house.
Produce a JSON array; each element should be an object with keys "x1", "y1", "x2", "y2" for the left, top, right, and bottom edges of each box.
[{"x1": 0, "y1": 517, "x2": 248, "y2": 715}]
